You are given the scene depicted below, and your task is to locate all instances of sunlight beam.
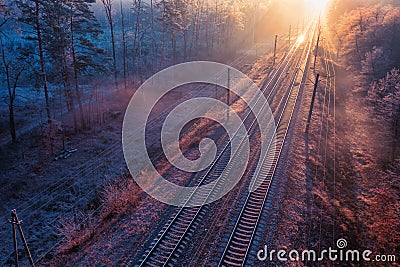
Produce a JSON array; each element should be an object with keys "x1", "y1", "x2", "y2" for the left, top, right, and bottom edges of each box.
[{"x1": 304, "y1": 0, "x2": 329, "y2": 13}]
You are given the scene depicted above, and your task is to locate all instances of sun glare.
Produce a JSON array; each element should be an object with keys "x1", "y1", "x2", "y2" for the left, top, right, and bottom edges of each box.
[
  {"x1": 304, "y1": 0, "x2": 330, "y2": 12},
  {"x1": 297, "y1": 34, "x2": 305, "y2": 44}
]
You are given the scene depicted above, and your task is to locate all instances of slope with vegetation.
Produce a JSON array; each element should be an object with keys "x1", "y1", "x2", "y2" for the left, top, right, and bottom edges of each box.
[
  {"x1": 327, "y1": 0, "x2": 399, "y2": 256},
  {"x1": 269, "y1": 1, "x2": 399, "y2": 263}
]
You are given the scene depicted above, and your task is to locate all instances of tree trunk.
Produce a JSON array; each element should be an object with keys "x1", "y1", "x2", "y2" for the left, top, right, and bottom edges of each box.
[
  {"x1": 205, "y1": 9, "x2": 210, "y2": 55},
  {"x1": 150, "y1": 0, "x2": 157, "y2": 71},
  {"x1": 183, "y1": 30, "x2": 188, "y2": 60},
  {"x1": 355, "y1": 34, "x2": 363, "y2": 61},
  {"x1": 35, "y1": 0, "x2": 51, "y2": 122},
  {"x1": 2, "y1": 36, "x2": 20, "y2": 143},
  {"x1": 211, "y1": 0, "x2": 218, "y2": 53},
  {"x1": 102, "y1": 1, "x2": 118, "y2": 90},
  {"x1": 195, "y1": 8, "x2": 200, "y2": 55},
  {"x1": 133, "y1": 0, "x2": 142, "y2": 74},
  {"x1": 110, "y1": 18, "x2": 118, "y2": 90},
  {"x1": 172, "y1": 34, "x2": 177, "y2": 63},
  {"x1": 71, "y1": 13, "x2": 85, "y2": 130},
  {"x1": 161, "y1": 16, "x2": 165, "y2": 66},
  {"x1": 59, "y1": 12, "x2": 77, "y2": 131},
  {"x1": 120, "y1": 0, "x2": 127, "y2": 90},
  {"x1": 9, "y1": 103, "x2": 16, "y2": 142},
  {"x1": 64, "y1": 84, "x2": 78, "y2": 130},
  {"x1": 61, "y1": 59, "x2": 78, "y2": 131},
  {"x1": 189, "y1": 11, "x2": 197, "y2": 58}
]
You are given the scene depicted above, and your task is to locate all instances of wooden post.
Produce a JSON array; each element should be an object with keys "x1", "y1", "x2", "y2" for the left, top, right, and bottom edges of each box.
[
  {"x1": 10, "y1": 210, "x2": 35, "y2": 267},
  {"x1": 306, "y1": 74, "x2": 320, "y2": 133},
  {"x1": 11, "y1": 211, "x2": 19, "y2": 267}
]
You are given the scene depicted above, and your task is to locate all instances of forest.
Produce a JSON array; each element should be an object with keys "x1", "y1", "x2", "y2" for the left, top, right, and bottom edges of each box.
[
  {"x1": 325, "y1": 0, "x2": 400, "y2": 255},
  {"x1": 0, "y1": 0, "x2": 308, "y2": 145},
  {"x1": 328, "y1": 0, "x2": 400, "y2": 161}
]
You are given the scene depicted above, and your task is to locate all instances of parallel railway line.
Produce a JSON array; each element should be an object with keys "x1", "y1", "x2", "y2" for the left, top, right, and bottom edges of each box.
[
  {"x1": 135, "y1": 24, "x2": 317, "y2": 267},
  {"x1": 1, "y1": 46, "x2": 273, "y2": 266},
  {"x1": 218, "y1": 24, "x2": 316, "y2": 267}
]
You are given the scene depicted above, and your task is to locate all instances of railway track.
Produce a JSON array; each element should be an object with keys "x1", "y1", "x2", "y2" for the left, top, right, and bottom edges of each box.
[
  {"x1": 218, "y1": 24, "x2": 316, "y2": 267},
  {"x1": 1, "y1": 45, "x2": 271, "y2": 266},
  {"x1": 134, "y1": 24, "x2": 317, "y2": 267}
]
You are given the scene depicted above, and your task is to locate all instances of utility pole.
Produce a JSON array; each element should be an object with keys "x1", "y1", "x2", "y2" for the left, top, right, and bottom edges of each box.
[
  {"x1": 227, "y1": 68, "x2": 230, "y2": 120},
  {"x1": 252, "y1": 3, "x2": 257, "y2": 46},
  {"x1": 289, "y1": 24, "x2": 291, "y2": 46},
  {"x1": 273, "y1": 35, "x2": 278, "y2": 65},
  {"x1": 10, "y1": 210, "x2": 35, "y2": 267},
  {"x1": 313, "y1": 30, "x2": 321, "y2": 71},
  {"x1": 306, "y1": 74, "x2": 320, "y2": 133}
]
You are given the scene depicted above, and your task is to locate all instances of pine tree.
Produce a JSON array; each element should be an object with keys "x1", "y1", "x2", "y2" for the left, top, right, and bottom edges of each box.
[
  {"x1": 16, "y1": 0, "x2": 52, "y2": 122},
  {"x1": 68, "y1": 0, "x2": 105, "y2": 129},
  {"x1": 17, "y1": 0, "x2": 104, "y2": 131},
  {"x1": 40, "y1": 0, "x2": 78, "y2": 128},
  {"x1": 0, "y1": 0, "x2": 9, "y2": 29},
  {"x1": 157, "y1": 0, "x2": 186, "y2": 63}
]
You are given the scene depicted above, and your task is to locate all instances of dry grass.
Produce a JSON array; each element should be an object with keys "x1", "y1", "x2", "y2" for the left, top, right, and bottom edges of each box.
[
  {"x1": 56, "y1": 211, "x2": 96, "y2": 253},
  {"x1": 56, "y1": 174, "x2": 141, "y2": 254},
  {"x1": 99, "y1": 174, "x2": 141, "y2": 220},
  {"x1": 54, "y1": 111, "x2": 218, "y2": 256}
]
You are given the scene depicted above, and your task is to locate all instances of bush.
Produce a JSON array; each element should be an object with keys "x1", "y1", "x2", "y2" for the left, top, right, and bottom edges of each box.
[
  {"x1": 56, "y1": 211, "x2": 95, "y2": 253},
  {"x1": 99, "y1": 174, "x2": 141, "y2": 220},
  {"x1": 56, "y1": 174, "x2": 141, "y2": 253}
]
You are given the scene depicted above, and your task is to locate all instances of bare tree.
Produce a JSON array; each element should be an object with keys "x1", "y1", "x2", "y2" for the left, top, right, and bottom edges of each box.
[
  {"x1": 101, "y1": 0, "x2": 118, "y2": 90},
  {"x1": 120, "y1": 0, "x2": 127, "y2": 90},
  {"x1": 132, "y1": 0, "x2": 142, "y2": 73},
  {"x1": 369, "y1": 69, "x2": 400, "y2": 160},
  {"x1": 70, "y1": 7, "x2": 85, "y2": 129},
  {"x1": 188, "y1": 0, "x2": 202, "y2": 57},
  {"x1": 34, "y1": 0, "x2": 51, "y2": 122},
  {"x1": 158, "y1": 0, "x2": 167, "y2": 65},
  {"x1": 1, "y1": 36, "x2": 25, "y2": 142},
  {"x1": 150, "y1": 0, "x2": 156, "y2": 70}
]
